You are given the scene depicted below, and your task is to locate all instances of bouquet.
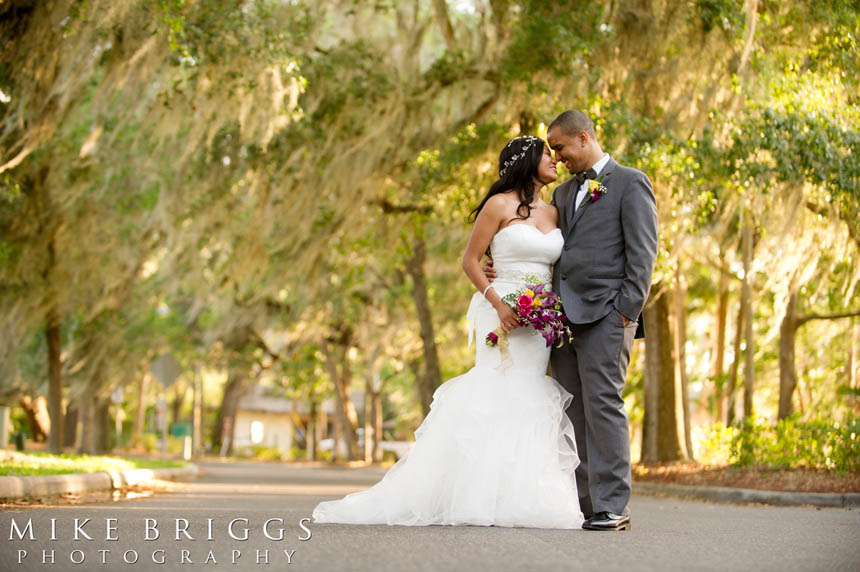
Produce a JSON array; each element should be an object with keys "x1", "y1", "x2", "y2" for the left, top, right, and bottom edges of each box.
[{"x1": 485, "y1": 282, "x2": 573, "y2": 357}]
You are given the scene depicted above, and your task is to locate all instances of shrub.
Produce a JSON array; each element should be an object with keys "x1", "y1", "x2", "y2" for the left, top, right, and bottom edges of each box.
[
  {"x1": 251, "y1": 445, "x2": 284, "y2": 461},
  {"x1": 130, "y1": 433, "x2": 159, "y2": 453},
  {"x1": 728, "y1": 413, "x2": 859, "y2": 472},
  {"x1": 698, "y1": 422, "x2": 741, "y2": 465},
  {"x1": 288, "y1": 446, "x2": 305, "y2": 461}
]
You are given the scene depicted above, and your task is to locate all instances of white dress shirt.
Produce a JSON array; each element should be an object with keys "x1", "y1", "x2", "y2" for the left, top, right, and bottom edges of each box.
[{"x1": 573, "y1": 153, "x2": 611, "y2": 212}]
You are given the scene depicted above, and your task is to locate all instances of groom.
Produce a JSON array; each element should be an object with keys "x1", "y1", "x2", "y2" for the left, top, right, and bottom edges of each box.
[
  {"x1": 547, "y1": 110, "x2": 657, "y2": 531},
  {"x1": 485, "y1": 110, "x2": 657, "y2": 530}
]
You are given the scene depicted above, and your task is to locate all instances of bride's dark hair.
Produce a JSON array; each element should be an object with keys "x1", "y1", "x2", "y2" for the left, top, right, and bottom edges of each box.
[{"x1": 469, "y1": 135, "x2": 546, "y2": 223}]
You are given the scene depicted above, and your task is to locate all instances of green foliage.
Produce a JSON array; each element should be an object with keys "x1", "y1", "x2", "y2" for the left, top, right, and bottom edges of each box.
[
  {"x1": 699, "y1": 422, "x2": 741, "y2": 466},
  {"x1": 288, "y1": 446, "x2": 305, "y2": 461},
  {"x1": 0, "y1": 451, "x2": 187, "y2": 477},
  {"x1": 501, "y1": 1, "x2": 603, "y2": 83},
  {"x1": 727, "y1": 414, "x2": 860, "y2": 472},
  {"x1": 247, "y1": 444, "x2": 285, "y2": 462},
  {"x1": 693, "y1": 0, "x2": 744, "y2": 36},
  {"x1": 131, "y1": 433, "x2": 160, "y2": 453}
]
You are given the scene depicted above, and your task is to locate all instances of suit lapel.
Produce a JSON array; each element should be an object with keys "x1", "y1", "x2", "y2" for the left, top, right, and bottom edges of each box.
[{"x1": 567, "y1": 157, "x2": 618, "y2": 234}]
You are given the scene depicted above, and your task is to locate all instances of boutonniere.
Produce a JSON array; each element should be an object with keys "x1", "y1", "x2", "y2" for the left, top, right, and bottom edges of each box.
[{"x1": 588, "y1": 175, "x2": 608, "y2": 203}]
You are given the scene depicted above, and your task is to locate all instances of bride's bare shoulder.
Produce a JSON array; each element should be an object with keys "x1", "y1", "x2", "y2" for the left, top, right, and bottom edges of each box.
[
  {"x1": 485, "y1": 192, "x2": 519, "y2": 206},
  {"x1": 482, "y1": 192, "x2": 519, "y2": 216}
]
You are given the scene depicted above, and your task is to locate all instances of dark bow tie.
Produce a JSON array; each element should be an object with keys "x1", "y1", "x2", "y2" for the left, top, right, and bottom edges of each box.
[{"x1": 573, "y1": 168, "x2": 597, "y2": 186}]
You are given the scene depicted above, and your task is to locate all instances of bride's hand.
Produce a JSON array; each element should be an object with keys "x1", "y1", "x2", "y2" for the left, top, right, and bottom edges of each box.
[{"x1": 494, "y1": 302, "x2": 520, "y2": 333}]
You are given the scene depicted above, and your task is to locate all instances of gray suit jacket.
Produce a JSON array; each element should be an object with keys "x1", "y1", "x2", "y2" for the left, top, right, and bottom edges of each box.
[{"x1": 550, "y1": 157, "x2": 658, "y2": 339}]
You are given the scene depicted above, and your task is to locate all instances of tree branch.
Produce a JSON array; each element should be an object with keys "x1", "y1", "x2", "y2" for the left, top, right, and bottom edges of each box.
[
  {"x1": 432, "y1": 0, "x2": 457, "y2": 51},
  {"x1": 375, "y1": 198, "x2": 433, "y2": 214},
  {"x1": 797, "y1": 309, "x2": 860, "y2": 327},
  {"x1": 736, "y1": 0, "x2": 758, "y2": 76}
]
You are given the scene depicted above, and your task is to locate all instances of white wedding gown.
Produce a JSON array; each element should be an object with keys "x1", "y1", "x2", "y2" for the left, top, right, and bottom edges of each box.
[{"x1": 312, "y1": 224, "x2": 583, "y2": 529}]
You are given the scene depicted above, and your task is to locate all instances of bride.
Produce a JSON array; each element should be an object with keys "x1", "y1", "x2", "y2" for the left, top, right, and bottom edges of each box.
[{"x1": 312, "y1": 135, "x2": 583, "y2": 529}]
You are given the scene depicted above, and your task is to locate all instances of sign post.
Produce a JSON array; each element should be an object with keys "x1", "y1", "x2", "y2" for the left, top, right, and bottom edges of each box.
[{"x1": 150, "y1": 353, "x2": 182, "y2": 457}]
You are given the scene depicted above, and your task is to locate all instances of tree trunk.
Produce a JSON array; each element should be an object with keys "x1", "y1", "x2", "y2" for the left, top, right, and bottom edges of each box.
[
  {"x1": 171, "y1": 383, "x2": 186, "y2": 427},
  {"x1": 307, "y1": 399, "x2": 317, "y2": 461},
  {"x1": 851, "y1": 317, "x2": 858, "y2": 389},
  {"x1": 741, "y1": 212, "x2": 755, "y2": 419},
  {"x1": 726, "y1": 299, "x2": 744, "y2": 426},
  {"x1": 18, "y1": 394, "x2": 50, "y2": 442},
  {"x1": 364, "y1": 373, "x2": 374, "y2": 463},
  {"x1": 641, "y1": 337, "x2": 657, "y2": 463},
  {"x1": 851, "y1": 318, "x2": 859, "y2": 414},
  {"x1": 712, "y1": 257, "x2": 730, "y2": 421},
  {"x1": 133, "y1": 372, "x2": 147, "y2": 441},
  {"x1": 362, "y1": 348, "x2": 384, "y2": 464},
  {"x1": 373, "y1": 389, "x2": 383, "y2": 463},
  {"x1": 332, "y1": 399, "x2": 343, "y2": 461},
  {"x1": 641, "y1": 285, "x2": 683, "y2": 463},
  {"x1": 79, "y1": 394, "x2": 94, "y2": 454},
  {"x1": 94, "y1": 399, "x2": 111, "y2": 453},
  {"x1": 45, "y1": 301, "x2": 63, "y2": 453},
  {"x1": 62, "y1": 401, "x2": 78, "y2": 448},
  {"x1": 335, "y1": 357, "x2": 359, "y2": 460},
  {"x1": 674, "y1": 263, "x2": 694, "y2": 460},
  {"x1": 212, "y1": 369, "x2": 247, "y2": 456},
  {"x1": 192, "y1": 365, "x2": 204, "y2": 457},
  {"x1": 404, "y1": 235, "x2": 443, "y2": 416},
  {"x1": 778, "y1": 290, "x2": 798, "y2": 419},
  {"x1": 432, "y1": 0, "x2": 456, "y2": 50},
  {"x1": 320, "y1": 338, "x2": 360, "y2": 461}
]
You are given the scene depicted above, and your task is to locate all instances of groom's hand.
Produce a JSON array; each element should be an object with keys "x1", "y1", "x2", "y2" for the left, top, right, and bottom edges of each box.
[
  {"x1": 481, "y1": 257, "x2": 496, "y2": 281},
  {"x1": 621, "y1": 314, "x2": 631, "y2": 326}
]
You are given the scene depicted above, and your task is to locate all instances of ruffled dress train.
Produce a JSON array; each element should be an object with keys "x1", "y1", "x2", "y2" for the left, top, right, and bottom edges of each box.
[{"x1": 312, "y1": 224, "x2": 583, "y2": 529}]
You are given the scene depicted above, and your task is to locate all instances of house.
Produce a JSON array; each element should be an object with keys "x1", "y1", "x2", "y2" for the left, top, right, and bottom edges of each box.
[
  {"x1": 234, "y1": 385, "x2": 410, "y2": 459},
  {"x1": 233, "y1": 392, "x2": 298, "y2": 455}
]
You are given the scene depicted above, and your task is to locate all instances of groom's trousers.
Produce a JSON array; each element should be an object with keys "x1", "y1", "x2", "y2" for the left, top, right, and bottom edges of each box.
[{"x1": 550, "y1": 306, "x2": 638, "y2": 517}]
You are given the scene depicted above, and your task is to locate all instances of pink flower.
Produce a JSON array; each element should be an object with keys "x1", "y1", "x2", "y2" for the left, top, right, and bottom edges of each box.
[
  {"x1": 486, "y1": 331, "x2": 499, "y2": 346},
  {"x1": 517, "y1": 295, "x2": 533, "y2": 317}
]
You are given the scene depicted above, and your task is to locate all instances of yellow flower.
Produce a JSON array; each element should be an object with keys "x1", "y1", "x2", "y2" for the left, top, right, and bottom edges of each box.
[
  {"x1": 524, "y1": 289, "x2": 534, "y2": 297},
  {"x1": 532, "y1": 298, "x2": 541, "y2": 308},
  {"x1": 589, "y1": 179, "x2": 600, "y2": 191}
]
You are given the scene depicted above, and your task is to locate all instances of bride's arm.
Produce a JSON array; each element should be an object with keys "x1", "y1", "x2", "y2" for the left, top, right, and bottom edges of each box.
[{"x1": 461, "y1": 196, "x2": 520, "y2": 332}]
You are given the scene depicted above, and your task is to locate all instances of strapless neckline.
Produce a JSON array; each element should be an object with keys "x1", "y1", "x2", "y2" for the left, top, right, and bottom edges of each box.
[{"x1": 495, "y1": 224, "x2": 562, "y2": 238}]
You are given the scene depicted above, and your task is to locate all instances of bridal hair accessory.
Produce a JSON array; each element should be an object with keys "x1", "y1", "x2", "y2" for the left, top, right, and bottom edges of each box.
[{"x1": 499, "y1": 135, "x2": 542, "y2": 177}]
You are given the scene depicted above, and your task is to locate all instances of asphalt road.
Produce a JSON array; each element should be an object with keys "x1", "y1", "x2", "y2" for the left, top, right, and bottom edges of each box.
[{"x1": 1, "y1": 460, "x2": 858, "y2": 572}]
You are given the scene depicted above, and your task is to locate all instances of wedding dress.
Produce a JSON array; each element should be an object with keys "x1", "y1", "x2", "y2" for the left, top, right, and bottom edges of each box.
[{"x1": 312, "y1": 223, "x2": 583, "y2": 529}]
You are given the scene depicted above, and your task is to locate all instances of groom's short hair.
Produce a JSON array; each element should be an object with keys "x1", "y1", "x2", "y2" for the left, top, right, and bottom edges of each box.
[{"x1": 548, "y1": 110, "x2": 596, "y2": 139}]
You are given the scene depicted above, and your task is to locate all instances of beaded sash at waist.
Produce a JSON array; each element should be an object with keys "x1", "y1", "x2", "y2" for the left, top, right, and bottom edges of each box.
[{"x1": 493, "y1": 268, "x2": 552, "y2": 285}]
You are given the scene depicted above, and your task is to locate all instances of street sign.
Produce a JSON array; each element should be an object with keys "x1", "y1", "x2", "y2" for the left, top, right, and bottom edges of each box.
[{"x1": 150, "y1": 353, "x2": 182, "y2": 388}]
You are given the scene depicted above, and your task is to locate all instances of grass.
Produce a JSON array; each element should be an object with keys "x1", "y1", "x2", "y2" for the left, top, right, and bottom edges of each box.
[{"x1": 0, "y1": 450, "x2": 187, "y2": 477}]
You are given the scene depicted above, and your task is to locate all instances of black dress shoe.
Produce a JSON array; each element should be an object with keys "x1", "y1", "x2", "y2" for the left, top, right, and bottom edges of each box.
[{"x1": 582, "y1": 511, "x2": 631, "y2": 531}]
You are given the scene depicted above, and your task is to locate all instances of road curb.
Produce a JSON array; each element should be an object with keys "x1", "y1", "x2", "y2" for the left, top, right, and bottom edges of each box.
[
  {"x1": 0, "y1": 464, "x2": 199, "y2": 501},
  {"x1": 634, "y1": 481, "x2": 860, "y2": 508}
]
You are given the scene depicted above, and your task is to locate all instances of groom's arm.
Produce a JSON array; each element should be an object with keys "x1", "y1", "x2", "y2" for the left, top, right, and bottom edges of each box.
[
  {"x1": 617, "y1": 171, "x2": 658, "y2": 322},
  {"x1": 549, "y1": 179, "x2": 569, "y2": 209}
]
